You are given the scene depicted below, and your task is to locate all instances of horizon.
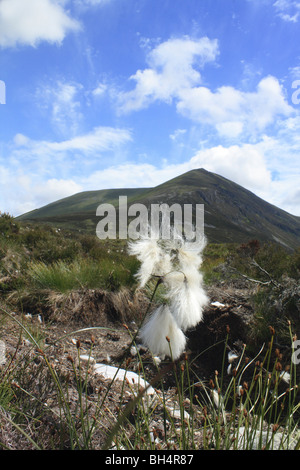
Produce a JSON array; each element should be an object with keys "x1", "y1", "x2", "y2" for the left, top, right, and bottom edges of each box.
[
  {"x1": 18, "y1": 167, "x2": 299, "y2": 221},
  {"x1": 1, "y1": 0, "x2": 300, "y2": 217}
]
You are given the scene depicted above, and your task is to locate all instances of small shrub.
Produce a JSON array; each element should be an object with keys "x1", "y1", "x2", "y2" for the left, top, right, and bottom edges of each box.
[
  {"x1": 0, "y1": 212, "x2": 20, "y2": 237},
  {"x1": 202, "y1": 243, "x2": 236, "y2": 284}
]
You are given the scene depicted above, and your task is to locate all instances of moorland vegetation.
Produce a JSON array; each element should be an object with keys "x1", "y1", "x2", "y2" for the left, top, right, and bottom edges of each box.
[{"x1": 0, "y1": 212, "x2": 299, "y2": 450}]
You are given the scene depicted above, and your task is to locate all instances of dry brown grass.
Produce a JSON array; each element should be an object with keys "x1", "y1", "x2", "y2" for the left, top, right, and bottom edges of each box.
[{"x1": 46, "y1": 287, "x2": 148, "y2": 326}]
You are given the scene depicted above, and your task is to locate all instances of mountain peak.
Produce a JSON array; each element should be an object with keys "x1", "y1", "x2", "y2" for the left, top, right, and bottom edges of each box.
[{"x1": 17, "y1": 169, "x2": 300, "y2": 249}]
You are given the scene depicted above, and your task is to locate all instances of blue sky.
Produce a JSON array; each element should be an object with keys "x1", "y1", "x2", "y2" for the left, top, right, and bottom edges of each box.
[{"x1": 1, "y1": 0, "x2": 300, "y2": 217}]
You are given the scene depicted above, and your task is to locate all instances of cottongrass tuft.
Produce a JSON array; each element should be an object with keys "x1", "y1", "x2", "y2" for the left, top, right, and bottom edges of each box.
[
  {"x1": 128, "y1": 235, "x2": 172, "y2": 288},
  {"x1": 166, "y1": 270, "x2": 208, "y2": 331},
  {"x1": 138, "y1": 305, "x2": 187, "y2": 360},
  {"x1": 129, "y1": 229, "x2": 208, "y2": 359}
]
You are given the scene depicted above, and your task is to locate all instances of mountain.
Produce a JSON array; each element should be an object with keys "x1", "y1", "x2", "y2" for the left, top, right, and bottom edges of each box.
[{"x1": 17, "y1": 169, "x2": 300, "y2": 249}]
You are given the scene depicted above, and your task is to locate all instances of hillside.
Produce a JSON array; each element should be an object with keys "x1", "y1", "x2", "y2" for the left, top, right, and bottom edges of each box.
[{"x1": 17, "y1": 168, "x2": 300, "y2": 249}]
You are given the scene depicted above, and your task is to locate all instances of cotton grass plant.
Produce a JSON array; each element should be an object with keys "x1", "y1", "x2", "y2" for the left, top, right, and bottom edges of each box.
[{"x1": 128, "y1": 226, "x2": 209, "y2": 360}]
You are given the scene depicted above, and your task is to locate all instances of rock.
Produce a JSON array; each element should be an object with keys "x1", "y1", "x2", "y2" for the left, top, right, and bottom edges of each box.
[
  {"x1": 0, "y1": 340, "x2": 6, "y2": 366},
  {"x1": 211, "y1": 301, "x2": 226, "y2": 308},
  {"x1": 234, "y1": 426, "x2": 300, "y2": 450},
  {"x1": 79, "y1": 354, "x2": 96, "y2": 364},
  {"x1": 166, "y1": 406, "x2": 190, "y2": 421},
  {"x1": 130, "y1": 346, "x2": 138, "y2": 356},
  {"x1": 93, "y1": 363, "x2": 156, "y2": 395}
]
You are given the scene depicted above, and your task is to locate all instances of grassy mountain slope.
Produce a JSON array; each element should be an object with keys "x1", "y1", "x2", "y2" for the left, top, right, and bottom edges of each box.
[{"x1": 17, "y1": 168, "x2": 300, "y2": 248}]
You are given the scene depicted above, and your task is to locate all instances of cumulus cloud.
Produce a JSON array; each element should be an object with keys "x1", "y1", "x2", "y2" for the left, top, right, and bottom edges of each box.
[
  {"x1": 117, "y1": 36, "x2": 219, "y2": 113},
  {"x1": 2, "y1": 134, "x2": 300, "y2": 216},
  {"x1": 0, "y1": 162, "x2": 83, "y2": 216},
  {"x1": 117, "y1": 37, "x2": 293, "y2": 139},
  {"x1": 0, "y1": 0, "x2": 80, "y2": 48},
  {"x1": 189, "y1": 144, "x2": 272, "y2": 190},
  {"x1": 0, "y1": 126, "x2": 132, "y2": 215},
  {"x1": 177, "y1": 76, "x2": 293, "y2": 138},
  {"x1": 80, "y1": 140, "x2": 300, "y2": 216},
  {"x1": 32, "y1": 178, "x2": 83, "y2": 206},
  {"x1": 81, "y1": 142, "x2": 271, "y2": 193}
]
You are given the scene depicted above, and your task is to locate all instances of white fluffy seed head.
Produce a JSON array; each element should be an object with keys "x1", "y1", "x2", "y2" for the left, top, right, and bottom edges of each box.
[
  {"x1": 128, "y1": 237, "x2": 172, "y2": 287},
  {"x1": 138, "y1": 305, "x2": 186, "y2": 360},
  {"x1": 129, "y1": 229, "x2": 208, "y2": 355},
  {"x1": 228, "y1": 351, "x2": 239, "y2": 364},
  {"x1": 174, "y1": 235, "x2": 206, "y2": 272},
  {"x1": 163, "y1": 260, "x2": 208, "y2": 331},
  {"x1": 167, "y1": 277, "x2": 208, "y2": 331}
]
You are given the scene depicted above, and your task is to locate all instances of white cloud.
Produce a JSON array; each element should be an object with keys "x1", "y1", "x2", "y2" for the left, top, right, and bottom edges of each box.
[
  {"x1": 189, "y1": 144, "x2": 272, "y2": 190},
  {"x1": 46, "y1": 126, "x2": 132, "y2": 153},
  {"x1": 0, "y1": 164, "x2": 83, "y2": 216},
  {"x1": 36, "y1": 80, "x2": 84, "y2": 136},
  {"x1": 0, "y1": 0, "x2": 80, "y2": 48},
  {"x1": 82, "y1": 143, "x2": 272, "y2": 197},
  {"x1": 3, "y1": 134, "x2": 300, "y2": 216},
  {"x1": 216, "y1": 122, "x2": 244, "y2": 138},
  {"x1": 289, "y1": 66, "x2": 300, "y2": 84},
  {"x1": 117, "y1": 37, "x2": 293, "y2": 139},
  {"x1": 13, "y1": 134, "x2": 31, "y2": 147},
  {"x1": 169, "y1": 129, "x2": 187, "y2": 141},
  {"x1": 92, "y1": 83, "x2": 108, "y2": 97},
  {"x1": 273, "y1": 0, "x2": 300, "y2": 22},
  {"x1": 273, "y1": 0, "x2": 300, "y2": 23},
  {"x1": 80, "y1": 139, "x2": 300, "y2": 216},
  {"x1": 177, "y1": 76, "x2": 293, "y2": 138},
  {"x1": 33, "y1": 178, "x2": 83, "y2": 206},
  {"x1": 117, "y1": 36, "x2": 219, "y2": 113},
  {"x1": 77, "y1": 0, "x2": 112, "y2": 5},
  {"x1": 251, "y1": 119, "x2": 300, "y2": 215},
  {"x1": 13, "y1": 126, "x2": 132, "y2": 156},
  {"x1": 0, "y1": 126, "x2": 132, "y2": 215}
]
